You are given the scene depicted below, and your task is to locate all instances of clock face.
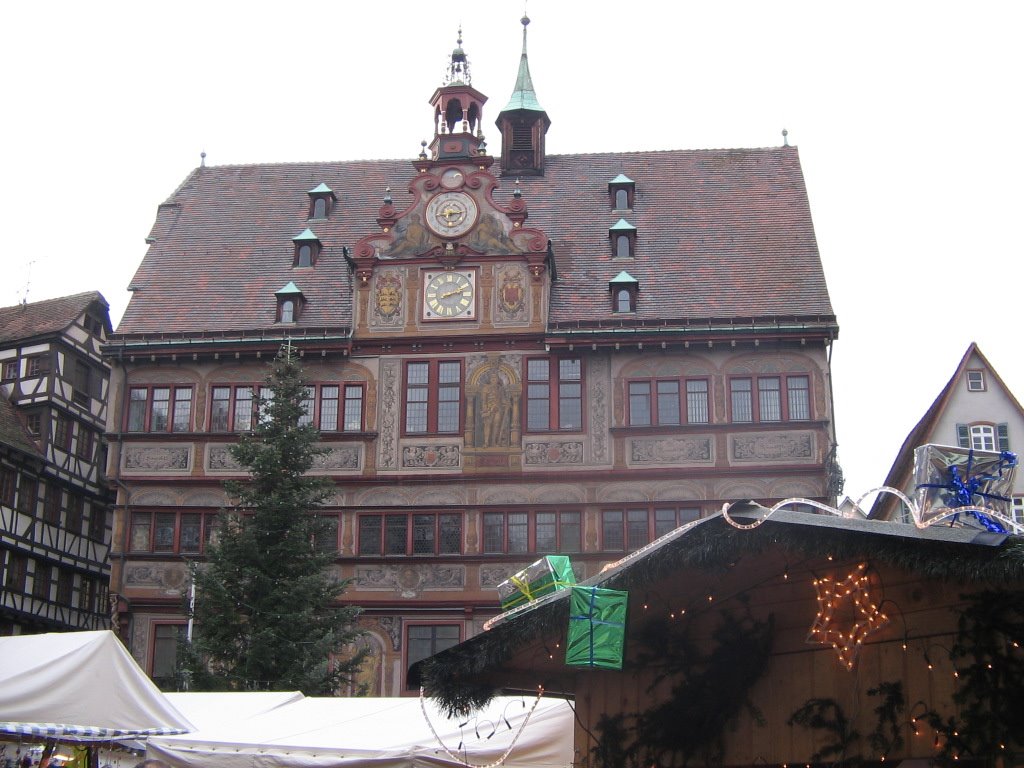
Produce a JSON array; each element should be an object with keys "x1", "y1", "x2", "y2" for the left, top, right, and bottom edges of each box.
[
  {"x1": 423, "y1": 270, "x2": 476, "y2": 320},
  {"x1": 425, "y1": 191, "x2": 479, "y2": 238}
]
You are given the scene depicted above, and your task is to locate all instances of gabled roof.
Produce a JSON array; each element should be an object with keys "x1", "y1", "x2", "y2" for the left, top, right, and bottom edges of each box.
[
  {"x1": 0, "y1": 397, "x2": 42, "y2": 459},
  {"x1": 115, "y1": 147, "x2": 835, "y2": 337},
  {"x1": 870, "y1": 342, "x2": 1024, "y2": 518},
  {"x1": 0, "y1": 291, "x2": 109, "y2": 345},
  {"x1": 421, "y1": 507, "x2": 1023, "y2": 715}
]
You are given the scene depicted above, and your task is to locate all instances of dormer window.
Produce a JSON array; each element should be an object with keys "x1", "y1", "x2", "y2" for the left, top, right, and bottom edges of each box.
[
  {"x1": 280, "y1": 300, "x2": 295, "y2": 323},
  {"x1": 609, "y1": 271, "x2": 639, "y2": 313},
  {"x1": 610, "y1": 219, "x2": 637, "y2": 259},
  {"x1": 608, "y1": 174, "x2": 635, "y2": 210},
  {"x1": 275, "y1": 282, "x2": 304, "y2": 323},
  {"x1": 293, "y1": 229, "x2": 321, "y2": 268},
  {"x1": 307, "y1": 183, "x2": 336, "y2": 220}
]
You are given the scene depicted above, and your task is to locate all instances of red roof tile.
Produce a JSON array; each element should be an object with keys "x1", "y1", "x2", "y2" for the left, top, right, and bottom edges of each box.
[
  {"x1": 0, "y1": 397, "x2": 42, "y2": 458},
  {"x1": 0, "y1": 291, "x2": 109, "y2": 345},
  {"x1": 117, "y1": 147, "x2": 834, "y2": 336}
]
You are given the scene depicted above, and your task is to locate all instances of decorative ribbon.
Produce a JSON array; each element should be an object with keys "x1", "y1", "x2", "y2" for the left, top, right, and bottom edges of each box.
[
  {"x1": 916, "y1": 449, "x2": 1017, "y2": 534},
  {"x1": 509, "y1": 574, "x2": 536, "y2": 603}
]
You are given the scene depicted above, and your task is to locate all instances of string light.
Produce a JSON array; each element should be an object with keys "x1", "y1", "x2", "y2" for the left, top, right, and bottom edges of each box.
[
  {"x1": 419, "y1": 685, "x2": 544, "y2": 768},
  {"x1": 721, "y1": 487, "x2": 1024, "y2": 535},
  {"x1": 807, "y1": 562, "x2": 889, "y2": 670}
]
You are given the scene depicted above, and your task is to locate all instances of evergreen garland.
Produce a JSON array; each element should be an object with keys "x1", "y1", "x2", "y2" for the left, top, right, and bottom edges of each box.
[
  {"x1": 787, "y1": 698, "x2": 860, "y2": 768},
  {"x1": 919, "y1": 589, "x2": 1024, "y2": 764},
  {"x1": 591, "y1": 605, "x2": 774, "y2": 768}
]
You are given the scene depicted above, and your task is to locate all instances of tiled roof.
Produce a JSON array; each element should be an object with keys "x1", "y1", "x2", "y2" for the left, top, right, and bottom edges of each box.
[
  {"x1": 0, "y1": 396, "x2": 41, "y2": 458},
  {"x1": 116, "y1": 147, "x2": 834, "y2": 336},
  {"x1": 0, "y1": 291, "x2": 108, "y2": 345}
]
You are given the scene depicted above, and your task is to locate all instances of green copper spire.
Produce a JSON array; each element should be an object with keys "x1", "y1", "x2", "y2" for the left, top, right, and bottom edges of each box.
[{"x1": 502, "y1": 14, "x2": 544, "y2": 113}]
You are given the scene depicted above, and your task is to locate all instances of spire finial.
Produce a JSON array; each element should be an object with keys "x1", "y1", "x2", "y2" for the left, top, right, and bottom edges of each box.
[
  {"x1": 444, "y1": 26, "x2": 471, "y2": 85},
  {"x1": 200, "y1": 151, "x2": 206, "y2": 168},
  {"x1": 782, "y1": 128, "x2": 789, "y2": 147}
]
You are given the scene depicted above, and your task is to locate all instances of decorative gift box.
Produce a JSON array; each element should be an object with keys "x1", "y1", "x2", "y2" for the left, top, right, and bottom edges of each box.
[
  {"x1": 913, "y1": 443, "x2": 1018, "y2": 531},
  {"x1": 565, "y1": 586, "x2": 628, "y2": 670},
  {"x1": 496, "y1": 555, "x2": 576, "y2": 611}
]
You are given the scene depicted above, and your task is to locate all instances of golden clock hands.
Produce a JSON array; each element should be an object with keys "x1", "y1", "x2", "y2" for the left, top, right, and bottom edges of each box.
[{"x1": 439, "y1": 287, "x2": 467, "y2": 299}]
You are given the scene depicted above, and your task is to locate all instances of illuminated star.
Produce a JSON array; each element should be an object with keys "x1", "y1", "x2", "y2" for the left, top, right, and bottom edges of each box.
[{"x1": 807, "y1": 562, "x2": 889, "y2": 670}]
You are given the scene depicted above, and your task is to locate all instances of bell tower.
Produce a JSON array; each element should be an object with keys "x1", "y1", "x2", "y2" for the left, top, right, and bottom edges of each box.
[
  {"x1": 427, "y1": 28, "x2": 489, "y2": 162},
  {"x1": 495, "y1": 15, "x2": 551, "y2": 177}
]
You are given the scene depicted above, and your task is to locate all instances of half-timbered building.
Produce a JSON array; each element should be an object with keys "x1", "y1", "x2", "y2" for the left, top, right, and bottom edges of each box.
[
  {"x1": 104, "y1": 21, "x2": 841, "y2": 692},
  {"x1": 0, "y1": 292, "x2": 113, "y2": 634}
]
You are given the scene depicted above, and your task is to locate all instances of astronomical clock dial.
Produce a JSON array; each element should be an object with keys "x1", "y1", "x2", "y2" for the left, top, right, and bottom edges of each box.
[
  {"x1": 422, "y1": 270, "x2": 476, "y2": 320},
  {"x1": 425, "y1": 191, "x2": 479, "y2": 238},
  {"x1": 439, "y1": 167, "x2": 466, "y2": 189}
]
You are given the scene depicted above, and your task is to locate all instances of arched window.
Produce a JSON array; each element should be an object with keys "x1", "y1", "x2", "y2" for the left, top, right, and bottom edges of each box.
[
  {"x1": 616, "y1": 289, "x2": 632, "y2": 313},
  {"x1": 616, "y1": 235, "x2": 631, "y2": 258},
  {"x1": 297, "y1": 245, "x2": 312, "y2": 268},
  {"x1": 280, "y1": 300, "x2": 294, "y2": 323},
  {"x1": 615, "y1": 188, "x2": 629, "y2": 209},
  {"x1": 312, "y1": 197, "x2": 327, "y2": 219}
]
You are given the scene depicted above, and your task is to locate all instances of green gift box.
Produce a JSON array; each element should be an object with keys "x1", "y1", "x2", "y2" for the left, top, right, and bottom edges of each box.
[
  {"x1": 565, "y1": 586, "x2": 628, "y2": 670},
  {"x1": 496, "y1": 555, "x2": 576, "y2": 611}
]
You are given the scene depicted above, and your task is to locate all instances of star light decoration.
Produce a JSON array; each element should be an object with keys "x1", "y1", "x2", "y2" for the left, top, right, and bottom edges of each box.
[{"x1": 807, "y1": 562, "x2": 889, "y2": 670}]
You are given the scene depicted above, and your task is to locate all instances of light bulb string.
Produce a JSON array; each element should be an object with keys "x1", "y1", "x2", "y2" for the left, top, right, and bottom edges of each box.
[
  {"x1": 721, "y1": 489, "x2": 1024, "y2": 535},
  {"x1": 419, "y1": 687, "x2": 544, "y2": 768}
]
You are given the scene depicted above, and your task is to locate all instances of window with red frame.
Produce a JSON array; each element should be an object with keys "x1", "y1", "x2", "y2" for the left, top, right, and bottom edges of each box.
[
  {"x1": 127, "y1": 386, "x2": 194, "y2": 432},
  {"x1": 601, "y1": 506, "x2": 702, "y2": 551},
  {"x1": 525, "y1": 357, "x2": 582, "y2": 432},
  {"x1": 299, "y1": 383, "x2": 365, "y2": 432},
  {"x1": 209, "y1": 385, "x2": 272, "y2": 432},
  {"x1": 151, "y1": 623, "x2": 187, "y2": 689},
  {"x1": 482, "y1": 510, "x2": 581, "y2": 554},
  {"x1": 406, "y1": 624, "x2": 460, "y2": 690},
  {"x1": 404, "y1": 361, "x2": 461, "y2": 434},
  {"x1": 130, "y1": 510, "x2": 216, "y2": 553},
  {"x1": 627, "y1": 377, "x2": 710, "y2": 426},
  {"x1": 729, "y1": 375, "x2": 810, "y2": 423},
  {"x1": 357, "y1": 513, "x2": 463, "y2": 556}
]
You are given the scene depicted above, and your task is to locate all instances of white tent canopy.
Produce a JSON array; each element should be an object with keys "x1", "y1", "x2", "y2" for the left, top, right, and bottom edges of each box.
[
  {"x1": 147, "y1": 693, "x2": 574, "y2": 768},
  {"x1": 0, "y1": 630, "x2": 195, "y2": 742}
]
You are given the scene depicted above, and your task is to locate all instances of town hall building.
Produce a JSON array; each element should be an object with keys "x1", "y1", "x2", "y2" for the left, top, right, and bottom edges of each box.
[{"x1": 103, "y1": 19, "x2": 840, "y2": 693}]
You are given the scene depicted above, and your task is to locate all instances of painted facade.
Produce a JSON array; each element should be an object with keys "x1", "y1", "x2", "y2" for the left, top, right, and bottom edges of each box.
[{"x1": 103, "y1": 24, "x2": 840, "y2": 692}]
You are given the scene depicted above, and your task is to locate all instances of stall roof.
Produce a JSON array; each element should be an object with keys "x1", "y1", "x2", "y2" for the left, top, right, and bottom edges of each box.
[
  {"x1": 147, "y1": 694, "x2": 574, "y2": 768},
  {"x1": 0, "y1": 631, "x2": 195, "y2": 742}
]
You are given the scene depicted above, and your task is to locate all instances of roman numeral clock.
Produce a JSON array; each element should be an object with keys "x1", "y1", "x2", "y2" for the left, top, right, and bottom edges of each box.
[{"x1": 422, "y1": 269, "x2": 477, "y2": 320}]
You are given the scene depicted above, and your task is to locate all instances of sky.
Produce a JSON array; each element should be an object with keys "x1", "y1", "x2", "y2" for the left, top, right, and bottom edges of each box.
[{"x1": 2, "y1": 1, "x2": 1021, "y2": 500}]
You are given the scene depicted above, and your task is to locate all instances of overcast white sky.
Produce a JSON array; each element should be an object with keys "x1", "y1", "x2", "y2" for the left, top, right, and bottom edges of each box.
[{"x1": 2, "y1": 1, "x2": 1021, "y2": 499}]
